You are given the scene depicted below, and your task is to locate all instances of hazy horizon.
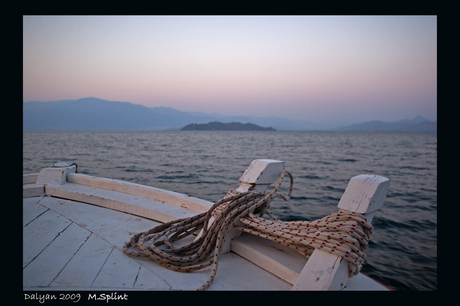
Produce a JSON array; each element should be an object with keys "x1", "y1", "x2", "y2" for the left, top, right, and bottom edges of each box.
[{"x1": 23, "y1": 16, "x2": 437, "y2": 126}]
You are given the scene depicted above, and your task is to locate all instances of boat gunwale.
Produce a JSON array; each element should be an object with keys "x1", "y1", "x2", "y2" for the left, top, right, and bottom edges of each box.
[{"x1": 22, "y1": 167, "x2": 390, "y2": 291}]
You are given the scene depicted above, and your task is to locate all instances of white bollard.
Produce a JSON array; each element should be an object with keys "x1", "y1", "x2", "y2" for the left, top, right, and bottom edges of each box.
[
  {"x1": 36, "y1": 162, "x2": 78, "y2": 186},
  {"x1": 292, "y1": 174, "x2": 390, "y2": 290},
  {"x1": 195, "y1": 159, "x2": 286, "y2": 253}
]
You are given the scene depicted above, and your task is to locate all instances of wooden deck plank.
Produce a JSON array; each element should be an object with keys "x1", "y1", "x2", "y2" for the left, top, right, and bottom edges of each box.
[
  {"x1": 25, "y1": 197, "x2": 294, "y2": 290},
  {"x1": 23, "y1": 222, "x2": 91, "y2": 287},
  {"x1": 343, "y1": 273, "x2": 390, "y2": 291},
  {"x1": 127, "y1": 250, "x2": 293, "y2": 290},
  {"x1": 133, "y1": 265, "x2": 173, "y2": 290},
  {"x1": 91, "y1": 247, "x2": 170, "y2": 290},
  {"x1": 23, "y1": 196, "x2": 48, "y2": 227},
  {"x1": 50, "y1": 234, "x2": 113, "y2": 288},
  {"x1": 37, "y1": 196, "x2": 160, "y2": 248},
  {"x1": 127, "y1": 257, "x2": 210, "y2": 290},
  {"x1": 130, "y1": 257, "x2": 212, "y2": 290},
  {"x1": 23, "y1": 208, "x2": 72, "y2": 268}
]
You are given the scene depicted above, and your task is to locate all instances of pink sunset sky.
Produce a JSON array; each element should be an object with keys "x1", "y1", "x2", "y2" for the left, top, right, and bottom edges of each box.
[{"x1": 23, "y1": 15, "x2": 437, "y2": 125}]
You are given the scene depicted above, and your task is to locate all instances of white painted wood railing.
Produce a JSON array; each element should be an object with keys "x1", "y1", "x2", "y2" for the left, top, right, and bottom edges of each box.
[{"x1": 24, "y1": 160, "x2": 389, "y2": 290}]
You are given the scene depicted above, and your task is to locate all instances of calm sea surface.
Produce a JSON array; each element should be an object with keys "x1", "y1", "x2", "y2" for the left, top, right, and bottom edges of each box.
[{"x1": 23, "y1": 131, "x2": 437, "y2": 290}]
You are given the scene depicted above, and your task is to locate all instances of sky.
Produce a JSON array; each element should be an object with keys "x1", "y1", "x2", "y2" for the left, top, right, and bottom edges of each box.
[{"x1": 23, "y1": 15, "x2": 437, "y2": 125}]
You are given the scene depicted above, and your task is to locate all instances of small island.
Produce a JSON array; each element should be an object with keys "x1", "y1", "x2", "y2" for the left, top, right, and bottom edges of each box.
[{"x1": 181, "y1": 121, "x2": 276, "y2": 131}]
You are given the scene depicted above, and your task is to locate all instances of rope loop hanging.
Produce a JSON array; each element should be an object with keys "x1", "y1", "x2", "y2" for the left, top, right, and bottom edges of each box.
[{"x1": 123, "y1": 170, "x2": 373, "y2": 290}]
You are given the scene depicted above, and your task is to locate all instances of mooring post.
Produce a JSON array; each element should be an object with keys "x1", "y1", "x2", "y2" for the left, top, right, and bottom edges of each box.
[
  {"x1": 194, "y1": 159, "x2": 285, "y2": 253},
  {"x1": 36, "y1": 162, "x2": 78, "y2": 186},
  {"x1": 292, "y1": 174, "x2": 390, "y2": 290}
]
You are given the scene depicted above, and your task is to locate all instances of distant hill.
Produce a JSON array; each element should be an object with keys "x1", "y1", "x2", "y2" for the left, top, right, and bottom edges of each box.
[
  {"x1": 22, "y1": 97, "x2": 324, "y2": 131},
  {"x1": 23, "y1": 97, "x2": 436, "y2": 132},
  {"x1": 22, "y1": 97, "x2": 215, "y2": 131},
  {"x1": 181, "y1": 122, "x2": 276, "y2": 131},
  {"x1": 335, "y1": 116, "x2": 436, "y2": 132}
]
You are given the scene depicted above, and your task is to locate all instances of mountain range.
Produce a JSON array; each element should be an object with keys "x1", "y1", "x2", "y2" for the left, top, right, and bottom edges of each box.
[
  {"x1": 334, "y1": 116, "x2": 437, "y2": 132},
  {"x1": 23, "y1": 97, "x2": 436, "y2": 132}
]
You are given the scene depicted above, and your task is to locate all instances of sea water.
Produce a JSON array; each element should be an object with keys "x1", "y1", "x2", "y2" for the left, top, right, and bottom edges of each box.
[{"x1": 23, "y1": 130, "x2": 437, "y2": 290}]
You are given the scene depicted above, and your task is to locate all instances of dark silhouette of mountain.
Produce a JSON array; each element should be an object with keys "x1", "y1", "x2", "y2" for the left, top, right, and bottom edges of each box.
[
  {"x1": 181, "y1": 122, "x2": 276, "y2": 131},
  {"x1": 335, "y1": 116, "x2": 436, "y2": 132},
  {"x1": 22, "y1": 97, "x2": 323, "y2": 131},
  {"x1": 23, "y1": 97, "x2": 436, "y2": 132},
  {"x1": 23, "y1": 98, "x2": 160, "y2": 131}
]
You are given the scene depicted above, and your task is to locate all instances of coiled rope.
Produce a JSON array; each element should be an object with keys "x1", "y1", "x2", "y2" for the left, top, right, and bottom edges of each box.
[{"x1": 123, "y1": 170, "x2": 372, "y2": 290}]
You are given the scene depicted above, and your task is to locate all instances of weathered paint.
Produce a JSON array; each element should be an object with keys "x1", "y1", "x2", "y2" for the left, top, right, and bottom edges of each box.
[
  {"x1": 338, "y1": 174, "x2": 390, "y2": 223},
  {"x1": 67, "y1": 173, "x2": 212, "y2": 213},
  {"x1": 23, "y1": 173, "x2": 39, "y2": 185},
  {"x1": 45, "y1": 183, "x2": 197, "y2": 223},
  {"x1": 237, "y1": 159, "x2": 285, "y2": 192},
  {"x1": 23, "y1": 184, "x2": 45, "y2": 198},
  {"x1": 36, "y1": 165, "x2": 77, "y2": 186}
]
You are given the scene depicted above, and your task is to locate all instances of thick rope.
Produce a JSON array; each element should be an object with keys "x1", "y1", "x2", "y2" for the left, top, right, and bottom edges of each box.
[{"x1": 123, "y1": 170, "x2": 372, "y2": 290}]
